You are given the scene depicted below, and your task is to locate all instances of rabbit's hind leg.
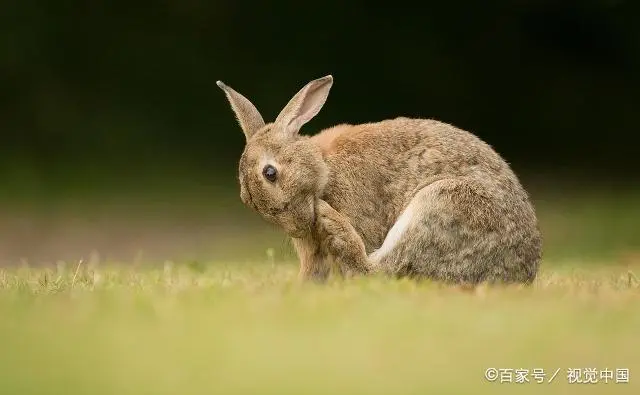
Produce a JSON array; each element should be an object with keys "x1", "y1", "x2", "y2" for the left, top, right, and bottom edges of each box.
[
  {"x1": 368, "y1": 201, "x2": 416, "y2": 268},
  {"x1": 369, "y1": 178, "x2": 538, "y2": 284}
]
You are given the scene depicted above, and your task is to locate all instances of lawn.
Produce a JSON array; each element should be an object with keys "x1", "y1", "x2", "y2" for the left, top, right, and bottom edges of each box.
[
  {"x1": 0, "y1": 182, "x2": 639, "y2": 394},
  {"x1": 0, "y1": 260, "x2": 638, "y2": 395}
]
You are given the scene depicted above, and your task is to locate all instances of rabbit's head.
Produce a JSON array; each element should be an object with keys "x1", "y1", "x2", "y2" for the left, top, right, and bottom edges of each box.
[{"x1": 217, "y1": 76, "x2": 333, "y2": 238}]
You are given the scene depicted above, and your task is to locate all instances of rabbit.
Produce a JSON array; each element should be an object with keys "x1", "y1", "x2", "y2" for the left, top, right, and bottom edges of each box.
[{"x1": 216, "y1": 75, "x2": 542, "y2": 285}]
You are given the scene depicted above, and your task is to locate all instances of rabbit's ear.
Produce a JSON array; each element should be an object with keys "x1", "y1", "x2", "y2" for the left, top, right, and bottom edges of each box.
[
  {"x1": 216, "y1": 80, "x2": 266, "y2": 140},
  {"x1": 274, "y1": 75, "x2": 333, "y2": 138}
]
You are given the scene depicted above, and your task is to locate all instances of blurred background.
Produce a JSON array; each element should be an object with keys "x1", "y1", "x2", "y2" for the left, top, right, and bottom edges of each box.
[{"x1": 1, "y1": 0, "x2": 638, "y2": 266}]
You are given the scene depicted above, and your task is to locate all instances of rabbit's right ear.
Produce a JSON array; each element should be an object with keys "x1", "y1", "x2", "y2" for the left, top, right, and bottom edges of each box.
[
  {"x1": 216, "y1": 80, "x2": 265, "y2": 140},
  {"x1": 274, "y1": 75, "x2": 333, "y2": 138}
]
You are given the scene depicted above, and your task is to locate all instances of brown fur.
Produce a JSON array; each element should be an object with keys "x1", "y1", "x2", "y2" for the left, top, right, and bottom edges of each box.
[
  {"x1": 310, "y1": 124, "x2": 353, "y2": 155},
  {"x1": 217, "y1": 76, "x2": 542, "y2": 285}
]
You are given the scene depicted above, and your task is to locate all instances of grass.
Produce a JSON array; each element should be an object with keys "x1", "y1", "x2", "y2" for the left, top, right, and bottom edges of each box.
[
  {"x1": 0, "y1": 259, "x2": 639, "y2": 395},
  {"x1": 0, "y1": 181, "x2": 638, "y2": 393}
]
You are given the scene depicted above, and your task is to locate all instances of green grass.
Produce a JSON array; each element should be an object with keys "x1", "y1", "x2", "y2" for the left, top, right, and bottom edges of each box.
[
  {"x1": 0, "y1": 181, "x2": 638, "y2": 393},
  {"x1": 1, "y1": 260, "x2": 639, "y2": 394}
]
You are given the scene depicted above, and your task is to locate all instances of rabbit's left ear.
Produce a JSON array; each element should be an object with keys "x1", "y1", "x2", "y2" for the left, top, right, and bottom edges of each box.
[
  {"x1": 216, "y1": 80, "x2": 266, "y2": 141},
  {"x1": 274, "y1": 75, "x2": 333, "y2": 138}
]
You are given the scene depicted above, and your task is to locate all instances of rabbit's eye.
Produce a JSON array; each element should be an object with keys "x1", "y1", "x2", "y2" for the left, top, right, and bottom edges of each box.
[{"x1": 262, "y1": 164, "x2": 278, "y2": 183}]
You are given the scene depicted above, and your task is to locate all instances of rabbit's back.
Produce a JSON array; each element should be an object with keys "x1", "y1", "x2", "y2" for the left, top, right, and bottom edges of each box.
[{"x1": 314, "y1": 117, "x2": 539, "y2": 260}]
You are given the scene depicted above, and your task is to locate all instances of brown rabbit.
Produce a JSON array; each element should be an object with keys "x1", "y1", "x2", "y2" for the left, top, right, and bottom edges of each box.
[{"x1": 217, "y1": 75, "x2": 542, "y2": 284}]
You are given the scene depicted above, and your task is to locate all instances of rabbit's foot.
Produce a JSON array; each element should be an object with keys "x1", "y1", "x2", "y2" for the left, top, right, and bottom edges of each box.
[
  {"x1": 292, "y1": 236, "x2": 331, "y2": 283},
  {"x1": 315, "y1": 199, "x2": 373, "y2": 275}
]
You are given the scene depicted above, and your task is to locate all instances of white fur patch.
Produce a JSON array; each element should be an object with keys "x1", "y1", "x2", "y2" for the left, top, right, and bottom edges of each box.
[
  {"x1": 369, "y1": 203, "x2": 416, "y2": 263},
  {"x1": 258, "y1": 152, "x2": 277, "y2": 170}
]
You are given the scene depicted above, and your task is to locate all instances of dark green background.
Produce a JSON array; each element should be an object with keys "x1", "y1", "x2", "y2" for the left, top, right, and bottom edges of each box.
[{"x1": 1, "y1": 1, "x2": 638, "y2": 266}]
